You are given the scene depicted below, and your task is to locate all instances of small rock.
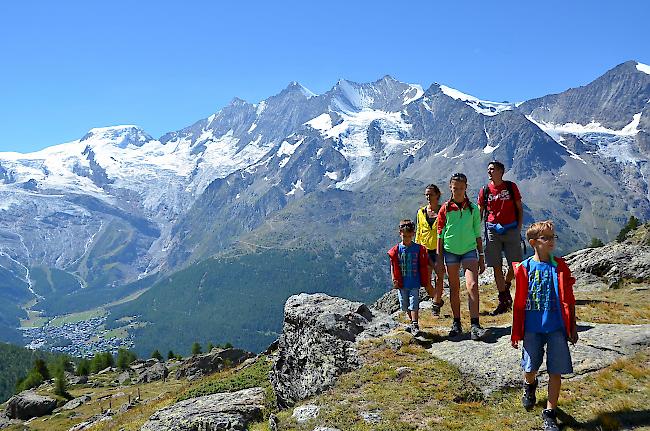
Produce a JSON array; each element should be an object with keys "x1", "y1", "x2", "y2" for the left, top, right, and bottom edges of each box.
[
  {"x1": 395, "y1": 367, "x2": 412, "y2": 380},
  {"x1": 361, "y1": 410, "x2": 382, "y2": 424},
  {"x1": 62, "y1": 395, "x2": 91, "y2": 411},
  {"x1": 175, "y1": 348, "x2": 253, "y2": 381},
  {"x1": 313, "y1": 428, "x2": 342, "y2": 431},
  {"x1": 268, "y1": 413, "x2": 279, "y2": 431},
  {"x1": 292, "y1": 404, "x2": 320, "y2": 423}
]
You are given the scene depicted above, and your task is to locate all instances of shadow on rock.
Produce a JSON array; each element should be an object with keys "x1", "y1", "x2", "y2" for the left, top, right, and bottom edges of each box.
[{"x1": 557, "y1": 407, "x2": 650, "y2": 430}]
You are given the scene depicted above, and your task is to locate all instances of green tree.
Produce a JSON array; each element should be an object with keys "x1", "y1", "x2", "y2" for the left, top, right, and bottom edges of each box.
[
  {"x1": 76, "y1": 359, "x2": 91, "y2": 376},
  {"x1": 167, "y1": 350, "x2": 176, "y2": 360},
  {"x1": 191, "y1": 342, "x2": 202, "y2": 355},
  {"x1": 151, "y1": 350, "x2": 163, "y2": 361},
  {"x1": 589, "y1": 237, "x2": 604, "y2": 248},
  {"x1": 617, "y1": 216, "x2": 640, "y2": 242},
  {"x1": 90, "y1": 352, "x2": 114, "y2": 374},
  {"x1": 33, "y1": 359, "x2": 50, "y2": 381},
  {"x1": 16, "y1": 370, "x2": 44, "y2": 392},
  {"x1": 223, "y1": 342, "x2": 233, "y2": 349},
  {"x1": 53, "y1": 368, "x2": 70, "y2": 399},
  {"x1": 116, "y1": 348, "x2": 137, "y2": 370},
  {"x1": 207, "y1": 343, "x2": 214, "y2": 352}
]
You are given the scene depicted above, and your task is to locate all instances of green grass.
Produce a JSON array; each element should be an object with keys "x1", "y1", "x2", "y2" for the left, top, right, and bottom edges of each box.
[{"x1": 49, "y1": 309, "x2": 106, "y2": 327}]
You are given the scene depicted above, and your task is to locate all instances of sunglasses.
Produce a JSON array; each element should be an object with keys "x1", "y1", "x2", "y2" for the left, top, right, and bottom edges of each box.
[
  {"x1": 451, "y1": 173, "x2": 467, "y2": 181},
  {"x1": 536, "y1": 234, "x2": 558, "y2": 241},
  {"x1": 399, "y1": 223, "x2": 415, "y2": 231}
]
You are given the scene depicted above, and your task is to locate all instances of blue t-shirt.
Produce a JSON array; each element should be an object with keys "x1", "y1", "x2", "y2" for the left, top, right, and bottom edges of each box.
[
  {"x1": 524, "y1": 258, "x2": 564, "y2": 333},
  {"x1": 398, "y1": 242, "x2": 422, "y2": 289}
]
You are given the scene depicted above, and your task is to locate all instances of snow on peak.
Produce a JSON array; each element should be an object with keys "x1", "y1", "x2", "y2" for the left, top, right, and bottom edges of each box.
[
  {"x1": 439, "y1": 85, "x2": 513, "y2": 116},
  {"x1": 81, "y1": 125, "x2": 152, "y2": 149},
  {"x1": 403, "y1": 84, "x2": 424, "y2": 105},
  {"x1": 636, "y1": 62, "x2": 650, "y2": 75},
  {"x1": 332, "y1": 79, "x2": 374, "y2": 112}
]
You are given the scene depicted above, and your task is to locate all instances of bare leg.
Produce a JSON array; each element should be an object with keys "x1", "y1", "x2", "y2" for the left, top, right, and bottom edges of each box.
[
  {"x1": 412, "y1": 310, "x2": 419, "y2": 322},
  {"x1": 434, "y1": 264, "x2": 445, "y2": 303},
  {"x1": 406, "y1": 310, "x2": 413, "y2": 322},
  {"x1": 463, "y1": 260, "x2": 480, "y2": 319},
  {"x1": 547, "y1": 374, "x2": 561, "y2": 410},
  {"x1": 505, "y1": 264, "x2": 515, "y2": 285},
  {"x1": 446, "y1": 263, "x2": 461, "y2": 318}
]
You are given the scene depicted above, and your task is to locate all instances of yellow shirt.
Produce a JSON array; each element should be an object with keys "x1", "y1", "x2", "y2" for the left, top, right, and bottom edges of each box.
[{"x1": 415, "y1": 206, "x2": 438, "y2": 250}]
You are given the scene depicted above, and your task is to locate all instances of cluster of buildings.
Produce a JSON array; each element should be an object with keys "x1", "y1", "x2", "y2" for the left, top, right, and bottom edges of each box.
[{"x1": 21, "y1": 316, "x2": 134, "y2": 358}]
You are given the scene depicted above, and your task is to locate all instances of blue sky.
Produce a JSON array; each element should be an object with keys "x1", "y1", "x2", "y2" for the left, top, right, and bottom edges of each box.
[{"x1": 1, "y1": 0, "x2": 648, "y2": 153}]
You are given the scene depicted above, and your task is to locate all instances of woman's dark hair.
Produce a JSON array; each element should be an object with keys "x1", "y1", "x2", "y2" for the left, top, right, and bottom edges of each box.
[{"x1": 425, "y1": 184, "x2": 441, "y2": 195}]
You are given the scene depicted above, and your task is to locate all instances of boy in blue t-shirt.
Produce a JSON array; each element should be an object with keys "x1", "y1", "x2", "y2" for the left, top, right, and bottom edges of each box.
[
  {"x1": 511, "y1": 220, "x2": 578, "y2": 431},
  {"x1": 388, "y1": 219, "x2": 431, "y2": 336}
]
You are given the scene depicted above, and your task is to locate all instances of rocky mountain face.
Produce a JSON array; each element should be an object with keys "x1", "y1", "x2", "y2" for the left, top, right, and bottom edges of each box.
[{"x1": 0, "y1": 61, "x2": 649, "y2": 352}]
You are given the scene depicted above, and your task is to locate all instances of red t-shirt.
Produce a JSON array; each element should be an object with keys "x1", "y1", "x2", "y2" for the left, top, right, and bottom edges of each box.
[{"x1": 477, "y1": 181, "x2": 522, "y2": 224}]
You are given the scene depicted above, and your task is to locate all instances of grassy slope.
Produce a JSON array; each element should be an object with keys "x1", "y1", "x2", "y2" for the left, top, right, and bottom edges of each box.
[{"x1": 2, "y1": 282, "x2": 647, "y2": 431}]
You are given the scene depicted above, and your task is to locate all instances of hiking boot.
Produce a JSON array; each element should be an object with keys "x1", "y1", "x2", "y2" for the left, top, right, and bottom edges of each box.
[
  {"x1": 522, "y1": 378, "x2": 538, "y2": 411},
  {"x1": 542, "y1": 408, "x2": 560, "y2": 431},
  {"x1": 448, "y1": 320, "x2": 462, "y2": 338},
  {"x1": 412, "y1": 322, "x2": 421, "y2": 337},
  {"x1": 431, "y1": 300, "x2": 444, "y2": 317},
  {"x1": 491, "y1": 291, "x2": 512, "y2": 316},
  {"x1": 470, "y1": 324, "x2": 488, "y2": 341}
]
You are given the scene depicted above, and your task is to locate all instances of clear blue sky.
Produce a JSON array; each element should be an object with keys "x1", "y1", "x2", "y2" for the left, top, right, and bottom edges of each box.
[{"x1": 1, "y1": 0, "x2": 648, "y2": 153}]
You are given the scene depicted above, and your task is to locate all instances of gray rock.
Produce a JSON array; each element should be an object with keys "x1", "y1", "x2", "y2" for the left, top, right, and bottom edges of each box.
[
  {"x1": 395, "y1": 366, "x2": 412, "y2": 380},
  {"x1": 565, "y1": 241, "x2": 650, "y2": 290},
  {"x1": 175, "y1": 348, "x2": 253, "y2": 381},
  {"x1": 62, "y1": 395, "x2": 92, "y2": 411},
  {"x1": 373, "y1": 287, "x2": 431, "y2": 315},
  {"x1": 0, "y1": 416, "x2": 21, "y2": 429},
  {"x1": 4, "y1": 390, "x2": 57, "y2": 420},
  {"x1": 68, "y1": 411, "x2": 114, "y2": 431},
  {"x1": 292, "y1": 404, "x2": 320, "y2": 423},
  {"x1": 361, "y1": 410, "x2": 382, "y2": 424},
  {"x1": 426, "y1": 323, "x2": 650, "y2": 396},
  {"x1": 140, "y1": 387, "x2": 265, "y2": 431},
  {"x1": 270, "y1": 293, "x2": 397, "y2": 408},
  {"x1": 268, "y1": 413, "x2": 279, "y2": 431},
  {"x1": 133, "y1": 362, "x2": 167, "y2": 384},
  {"x1": 313, "y1": 428, "x2": 342, "y2": 431},
  {"x1": 116, "y1": 371, "x2": 130, "y2": 385}
]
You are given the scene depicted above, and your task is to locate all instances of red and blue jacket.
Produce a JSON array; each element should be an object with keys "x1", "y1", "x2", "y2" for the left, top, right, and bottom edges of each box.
[{"x1": 511, "y1": 255, "x2": 576, "y2": 342}]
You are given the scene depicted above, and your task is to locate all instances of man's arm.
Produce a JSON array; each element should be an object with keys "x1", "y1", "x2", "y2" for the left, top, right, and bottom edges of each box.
[{"x1": 515, "y1": 200, "x2": 523, "y2": 231}]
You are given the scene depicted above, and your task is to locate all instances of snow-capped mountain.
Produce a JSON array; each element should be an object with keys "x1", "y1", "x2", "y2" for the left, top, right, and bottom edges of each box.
[{"x1": 1, "y1": 60, "x2": 649, "y2": 347}]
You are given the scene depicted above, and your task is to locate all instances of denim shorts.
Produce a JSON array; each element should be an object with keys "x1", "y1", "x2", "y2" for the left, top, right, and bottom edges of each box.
[
  {"x1": 521, "y1": 330, "x2": 573, "y2": 375},
  {"x1": 443, "y1": 249, "x2": 478, "y2": 265},
  {"x1": 397, "y1": 287, "x2": 420, "y2": 311}
]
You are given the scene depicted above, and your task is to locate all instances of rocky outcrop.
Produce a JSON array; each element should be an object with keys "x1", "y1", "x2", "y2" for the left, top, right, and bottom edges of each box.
[
  {"x1": 174, "y1": 348, "x2": 253, "y2": 381},
  {"x1": 140, "y1": 387, "x2": 266, "y2": 431},
  {"x1": 426, "y1": 323, "x2": 650, "y2": 396},
  {"x1": 270, "y1": 293, "x2": 396, "y2": 408},
  {"x1": 62, "y1": 394, "x2": 92, "y2": 411},
  {"x1": 131, "y1": 361, "x2": 168, "y2": 384},
  {"x1": 4, "y1": 390, "x2": 57, "y2": 420},
  {"x1": 565, "y1": 239, "x2": 650, "y2": 290}
]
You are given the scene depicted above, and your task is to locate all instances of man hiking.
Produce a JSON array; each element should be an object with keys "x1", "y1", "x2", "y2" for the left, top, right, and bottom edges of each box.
[{"x1": 477, "y1": 160, "x2": 523, "y2": 315}]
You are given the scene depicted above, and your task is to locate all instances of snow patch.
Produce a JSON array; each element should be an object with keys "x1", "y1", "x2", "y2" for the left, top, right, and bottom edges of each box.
[
  {"x1": 324, "y1": 171, "x2": 338, "y2": 180},
  {"x1": 286, "y1": 179, "x2": 304, "y2": 196},
  {"x1": 439, "y1": 85, "x2": 513, "y2": 116},
  {"x1": 636, "y1": 62, "x2": 650, "y2": 75},
  {"x1": 306, "y1": 113, "x2": 333, "y2": 131},
  {"x1": 483, "y1": 144, "x2": 499, "y2": 154},
  {"x1": 403, "y1": 84, "x2": 424, "y2": 105},
  {"x1": 277, "y1": 138, "x2": 305, "y2": 158},
  {"x1": 528, "y1": 113, "x2": 642, "y2": 139},
  {"x1": 247, "y1": 123, "x2": 258, "y2": 133}
]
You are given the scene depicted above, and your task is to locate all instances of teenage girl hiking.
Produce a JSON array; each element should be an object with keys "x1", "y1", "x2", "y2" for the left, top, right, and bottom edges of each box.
[
  {"x1": 436, "y1": 173, "x2": 488, "y2": 341},
  {"x1": 415, "y1": 184, "x2": 445, "y2": 316}
]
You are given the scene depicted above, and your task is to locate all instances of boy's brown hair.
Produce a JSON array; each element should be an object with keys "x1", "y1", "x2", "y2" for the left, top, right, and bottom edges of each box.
[
  {"x1": 526, "y1": 220, "x2": 555, "y2": 241},
  {"x1": 399, "y1": 219, "x2": 415, "y2": 231}
]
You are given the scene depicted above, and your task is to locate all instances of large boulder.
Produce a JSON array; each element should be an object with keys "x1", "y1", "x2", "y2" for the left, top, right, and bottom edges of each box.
[
  {"x1": 4, "y1": 390, "x2": 57, "y2": 420},
  {"x1": 270, "y1": 293, "x2": 396, "y2": 408},
  {"x1": 426, "y1": 323, "x2": 650, "y2": 396},
  {"x1": 565, "y1": 237, "x2": 650, "y2": 290},
  {"x1": 133, "y1": 361, "x2": 168, "y2": 384},
  {"x1": 175, "y1": 348, "x2": 253, "y2": 381},
  {"x1": 140, "y1": 387, "x2": 266, "y2": 431}
]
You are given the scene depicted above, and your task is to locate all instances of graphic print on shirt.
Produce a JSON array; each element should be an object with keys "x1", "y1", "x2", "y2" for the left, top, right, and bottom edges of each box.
[
  {"x1": 398, "y1": 244, "x2": 421, "y2": 289},
  {"x1": 487, "y1": 189, "x2": 512, "y2": 202},
  {"x1": 526, "y1": 266, "x2": 557, "y2": 311}
]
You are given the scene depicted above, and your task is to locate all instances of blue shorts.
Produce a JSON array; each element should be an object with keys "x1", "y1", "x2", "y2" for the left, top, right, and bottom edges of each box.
[
  {"x1": 397, "y1": 287, "x2": 420, "y2": 312},
  {"x1": 521, "y1": 330, "x2": 573, "y2": 375},
  {"x1": 443, "y1": 249, "x2": 478, "y2": 265}
]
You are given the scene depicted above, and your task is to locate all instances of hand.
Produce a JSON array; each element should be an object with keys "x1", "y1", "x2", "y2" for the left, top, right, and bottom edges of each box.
[
  {"x1": 392, "y1": 279, "x2": 400, "y2": 289},
  {"x1": 435, "y1": 259, "x2": 445, "y2": 275},
  {"x1": 511, "y1": 340, "x2": 519, "y2": 349},
  {"x1": 569, "y1": 325, "x2": 579, "y2": 344},
  {"x1": 478, "y1": 255, "x2": 486, "y2": 274}
]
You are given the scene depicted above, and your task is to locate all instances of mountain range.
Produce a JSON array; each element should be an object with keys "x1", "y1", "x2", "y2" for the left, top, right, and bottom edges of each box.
[{"x1": 0, "y1": 60, "x2": 648, "y2": 354}]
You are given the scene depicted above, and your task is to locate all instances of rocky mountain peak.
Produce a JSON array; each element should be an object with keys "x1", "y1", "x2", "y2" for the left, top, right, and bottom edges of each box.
[{"x1": 80, "y1": 125, "x2": 153, "y2": 149}]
